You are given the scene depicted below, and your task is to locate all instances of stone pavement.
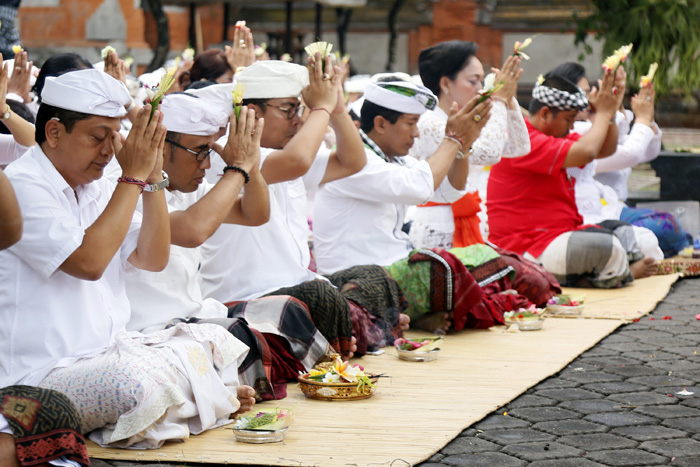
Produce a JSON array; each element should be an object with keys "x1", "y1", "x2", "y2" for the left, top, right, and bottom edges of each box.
[
  {"x1": 419, "y1": 277, "x2": 700, "y2": 467},
  {"x1": 91, "y1": 277, "x2": 700, "y2": 467}
]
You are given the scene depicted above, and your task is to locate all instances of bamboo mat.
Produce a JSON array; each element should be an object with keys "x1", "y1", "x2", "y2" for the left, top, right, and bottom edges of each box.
[
  {"x1": 556, "y1": 273, "x2": 680, "y2": 321},
  {"x1": 87, "y1": 273, "x2": 678, "y2": 465},
  {"x1": 88, "y1": 319, "x2": 622, "y2": 466}
]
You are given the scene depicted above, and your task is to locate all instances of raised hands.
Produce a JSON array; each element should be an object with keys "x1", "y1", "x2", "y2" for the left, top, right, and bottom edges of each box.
[
  {"x1": 588, "y1": 67, "x2": 621, "y2": 117},
  {"x1": 210, "y1": 106, "x2": 264, "y2": 175},
  {"x1": 445, "y1": 95, "x2": 492, "y2": 149},
  {"x1": 104, "y1": 50, "x2": 129, "y2": 86},
  {"x1": 492, "y1": 55, "x2": 523, "y2": 106},
  {"x1": 631, "y1": 84, "x2": 655, "y2": 126},
  {"x1": 225, "y1": 22, "x2": 255, "y2": 73},
  {"x1": 7, "y1": 49, "x2": 33, "y2": 103},
  {"x1": 301, "y1": 53, "x2": 339, "y2": 113},
  {"x1": 116, "y1": 105, "x2": 167, "y2": 183}
]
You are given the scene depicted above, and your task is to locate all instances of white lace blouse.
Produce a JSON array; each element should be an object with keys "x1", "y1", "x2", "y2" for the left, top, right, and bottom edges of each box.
[{"x1": 406, "y1": 98, "x2": 530, "y2": 247}]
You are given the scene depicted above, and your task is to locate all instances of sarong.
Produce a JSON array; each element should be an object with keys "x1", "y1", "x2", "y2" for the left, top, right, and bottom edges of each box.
[
  {"x1": 387, "y1": 246, "x2": 529, "y2": 331},
  {"x1": 265, "y1": 266, "x2": 407, "y2": 356},
  {"x1": 187, "y1": 296, "x2": 331, "y2": 401},
  {"x1": 0, "y1": 386, "x2": 89, "y2": 467},
  {"x1": 489, "y1": 245, "x2": 561, "y2": 306},
  {"x1": 535, "y1": 220, "x2": 643, "y2": 288},
  {"x1": 621, "y1": 206, "x2": 693, "y2": 258},
  {"x1": 39, "y1": 323, "x2": 247, "y2": 449}
]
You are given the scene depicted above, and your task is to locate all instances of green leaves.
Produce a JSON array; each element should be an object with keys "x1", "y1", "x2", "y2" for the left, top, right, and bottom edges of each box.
[{"x1": 573, "y1": 0, "x2": 700, "y2": 96}]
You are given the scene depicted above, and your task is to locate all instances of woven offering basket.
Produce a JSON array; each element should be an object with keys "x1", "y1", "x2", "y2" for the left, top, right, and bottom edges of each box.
[{"x1": 297, "y1": 374, "x2": 379, "y2": 401}]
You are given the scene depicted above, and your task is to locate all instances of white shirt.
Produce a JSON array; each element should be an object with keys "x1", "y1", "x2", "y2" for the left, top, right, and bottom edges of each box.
[
  {"x1": 125, "y1": 181, "x2": 228, "y2": 334},
  {"x1": 0, "y1": 146, "x2": 140, "y2": 387},
  {"x1": 0, "y1": 134, "x2": 30, "y2": 165},
  {"x1": 200, "y1": 147, "x2": 330, "y2": 302},
  {"x1": 313, "y1": 145, "x2": 463, "y2": 275}
]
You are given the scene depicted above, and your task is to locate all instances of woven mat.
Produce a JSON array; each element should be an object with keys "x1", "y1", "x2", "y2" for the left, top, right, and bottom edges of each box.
[
  {"x1": 87, "y1": 273, "x2": 678, "y2": 465},
  {"x1": 88, "y1": 319, "x2": 622, "y2": 466},
  {"x1": 556, "y1": 273, "x2": 680, "y2": 321}
]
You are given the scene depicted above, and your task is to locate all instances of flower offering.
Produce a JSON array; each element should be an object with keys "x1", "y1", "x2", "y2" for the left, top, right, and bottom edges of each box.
[
  {"x1": 232, "y1": 82, "x2": 246, "y2": 120},
  {"x1": 602, "y1": 43, "x2": 633, "y2": 71},
  {"x1": 477, "y1": 73, "x2": 504, "y2": 104},
  {"x1": 513, "y1": 36, "x2": 534, "y2": 60},
  {"x1": 233, "y1": 407, "x2": 294, "y2": 431},
  {"x1": 639, "y1": 62, "x2": 658, "y2": 88}
]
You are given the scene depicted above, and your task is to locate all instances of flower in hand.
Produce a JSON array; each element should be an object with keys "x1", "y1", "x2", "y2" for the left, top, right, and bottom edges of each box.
[
  {"x1": 602, "y1": 43, "x2": 633, "y2": 71},
  {"x1": 639, "y1": 62, "x2": 658, "y2": 88},
  {"x1": 513, "y1": 36, "x2": 534, "y2": 60}
]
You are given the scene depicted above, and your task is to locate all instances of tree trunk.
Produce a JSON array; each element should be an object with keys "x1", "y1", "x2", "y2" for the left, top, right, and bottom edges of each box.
[
  {"x1": 385, "y1": 0, "x2": 405, "y2": 71},
  {"x1": 144, "y1": 0, "x2": 170, "y2": 73},
  {"x1": 336, "y1": 8, "x2": 352, "y2": 56}
]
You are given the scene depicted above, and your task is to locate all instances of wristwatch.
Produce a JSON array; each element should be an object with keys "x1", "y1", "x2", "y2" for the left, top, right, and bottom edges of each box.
[
  {"x1": 143, "y1": 170, "x2": 169, "y2": 193},
  {"x1": 0, "y1": 105, "x2": 10, "y2": 120}
]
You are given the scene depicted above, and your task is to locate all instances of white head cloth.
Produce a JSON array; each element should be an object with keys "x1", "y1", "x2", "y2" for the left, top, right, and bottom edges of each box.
[
  {"x1": 363, "y1": 81, "x2": 437, "y2": 115},
  {"x1": 344, "y1": 74, "x2": 371, "y2": 93},
  {"x1": 41, "y1": 68, "x2": 130, "y2": 117},
  {"x1": 186, "y1": 83, "x2": 234, "y2": 117},
  {"x1": 162, "y1": 93, "x2": 229, "y2": 136},
  {"x1": 237, "y1": 61, "x2": 309, "y2": 99}
]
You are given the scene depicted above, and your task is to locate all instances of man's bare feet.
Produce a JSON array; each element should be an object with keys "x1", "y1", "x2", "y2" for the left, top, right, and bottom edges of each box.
[
  {"x1": 399, "y1": 313, "x2": 410, "y2": 331},
  {"x1": 630, "y1": 257, "x2": 657, "y2": 279},
  {"x1": 231, "y1": 385, "x2": 256, "y2": 417},
  {"x1": 413, "y1": 312, "x2": 451, "y2": 335}
]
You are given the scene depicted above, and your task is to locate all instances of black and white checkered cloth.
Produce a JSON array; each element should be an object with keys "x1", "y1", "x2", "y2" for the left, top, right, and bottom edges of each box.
[{"x1": 532, "y1": 84, "x2": 588, "y2": 111}]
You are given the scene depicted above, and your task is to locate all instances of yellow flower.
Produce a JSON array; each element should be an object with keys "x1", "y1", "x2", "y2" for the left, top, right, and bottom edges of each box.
[
  {"x1": 602, "y1": 43, "x2": 633, "y2": 71},
  {"x1": 513, "y1": 36, "x2": 533, "y2": 60},
  {"x1": 182, "y1": 47, "x2": 195, "y2": 61},
  {"x1": 536, "y1": 74, "x2": 545, "y2": 85},
  {"x1": 232, "y1": 82, "x2": 246, "y2": 105},
  {"x1": 304, "y1": 41, "x2": 333, "y2": 59},
  {"x1": 639, "y1": 62, "x2": 658, "y2": 88},
  {"x1": 11, "y1": 45, "x2": 21, "y2": 55},
  {"x1": 101, "y1": 45, "x2": 116, "y2": 60},
  {"x1": 280, "y1": 53, "x2": 292, "y2": 63},
  {"x1": 332, "y1": 356, "x2": 360, "y2": 383}
]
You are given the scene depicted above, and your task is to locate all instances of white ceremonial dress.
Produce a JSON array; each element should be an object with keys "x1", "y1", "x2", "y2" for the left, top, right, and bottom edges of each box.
[
  {"x1": 313, "y1": 144, "x2": 464, "y2": 275},
  {"x1": 407, "y1": 99, "x2": 530, "y2": 246},
  {"x1": 200, "y1": 147, "x2": 330, "y2": 302}
]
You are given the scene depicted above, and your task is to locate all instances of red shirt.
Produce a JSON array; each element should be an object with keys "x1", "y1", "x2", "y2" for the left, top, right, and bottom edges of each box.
[{"x1": 487, "y1": 119, "x2": 585, "y2": 257}]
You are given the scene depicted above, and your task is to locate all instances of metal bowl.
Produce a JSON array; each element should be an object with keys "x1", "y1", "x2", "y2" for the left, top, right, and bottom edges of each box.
[
  {"x1": 504, "y1": 318, "x2": 545, "y2": 331},
  {"x1": 546, "y1": 304, "x2": 584, "y2": 316},
  {"x1": 396, "y1": 347, "x2": 440, "y2": 362},
  {"x1": 297, "y1": 374, "x2": 378, "y2": 401},
  {"x1": 232, "y1": 427, "x2": 288, "y2": 443}
]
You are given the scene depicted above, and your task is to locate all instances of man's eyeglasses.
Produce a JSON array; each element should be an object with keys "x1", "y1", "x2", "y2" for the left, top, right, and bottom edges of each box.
[
  {"x1": 266, "y1": 104, "x2": 306, "y2": 120},
  {"x1": 166, "y1": 139, "x2": 212, "y2": 162}
]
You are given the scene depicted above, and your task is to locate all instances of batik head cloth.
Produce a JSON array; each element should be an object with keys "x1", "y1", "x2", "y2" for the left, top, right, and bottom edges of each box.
[
  {"x1": 363, "y1": 81, "x2": 437, "y2": 115},
  {"x1": 532, "y1": 83, "x2": 588, "y2": 111}
]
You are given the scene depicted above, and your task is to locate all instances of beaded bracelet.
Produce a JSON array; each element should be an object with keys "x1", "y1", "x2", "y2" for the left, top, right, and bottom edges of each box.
[
  {"x1": 117, "y1": 176, "x2": 147, "y2": 191},
  {"x1": 223, "y1": 165, "x2": 250, "y2": 184},
  {"x1": 310, "y1": 107, "x2": 332, "y2": 117}
]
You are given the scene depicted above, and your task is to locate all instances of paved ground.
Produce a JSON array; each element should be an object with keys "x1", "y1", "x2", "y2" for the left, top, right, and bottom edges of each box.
[{"x1": 91, "y1": 276, "x2": 700, "y2": 467}]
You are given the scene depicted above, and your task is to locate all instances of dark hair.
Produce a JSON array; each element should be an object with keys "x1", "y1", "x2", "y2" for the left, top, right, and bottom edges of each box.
[
  {"x1": 418, "y1": 41, "x2": 479, "y2": 96},
  {"x1": 529, "y1": 75, "x2": 582, "y2": 115},
  {"x1": 548, "y1": 62, "x2": 587, "y2": 88},
  {"x1": 185, "y1": 79, "x2": 217, "y2": 91},
  {"x1": 178, "y1": 49, "x2": 231, "y2": 90},
  {"x1": 33, "y1": 53, "x2": 93, "y2": 102},
  {"x1": 0, "y1": 100, "x2": 35, "y2": 135},
  {"x1": 35, "y1": 104, "x2": 92, "y2": 145},
  {"x1": 359, "y1": 100, "x2": 402, "y2": 133}
]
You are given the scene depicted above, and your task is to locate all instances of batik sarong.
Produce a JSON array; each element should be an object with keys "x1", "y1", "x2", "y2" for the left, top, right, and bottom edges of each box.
[
  {"x1": 38, "y1": 323, "x2": 247, "y2": 449},
  {"x1": 489, "y1": 244, "x2": 561, "y2": 306},
  {"x1": 187, "y1": 296, "x2": 331, "y2": 401},
  {"x1": 536, "y1": 220, "x2": 643, "y2": 288},
  {"x1": 265, "y1": 265, "x2": 407, "y2": 356},
  {"x1": 0, "y1": 386, "x2": 89, "y2": 466}
]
